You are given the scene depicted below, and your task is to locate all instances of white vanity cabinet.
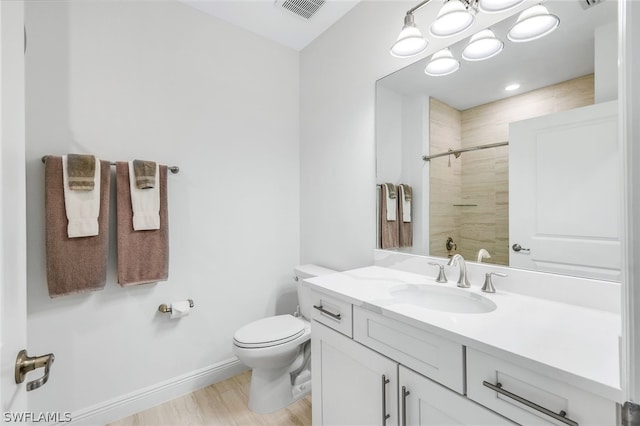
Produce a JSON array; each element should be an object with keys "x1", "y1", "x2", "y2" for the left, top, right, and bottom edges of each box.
[
  {"x1": 466, "y1": 348, "x2": 617, "y2": 426},
  {"x1": 311, "y1": 290, "x2": 514, "y2": 426},
  {"x1": 400, "y1": 366, "x2": 515, "y2": 425},
  {"x1": 311, "y1": 320, "x2": 513, "y2": 426},
  {"x1": 312, "y1": 320, "x2": 398, "y2": 425},
  {"x1": 309, "y1": 280, "x2": 619, "y2": 426},
  {"x1": 352, "y1": 306, "x2": 464, "y2": 394}
]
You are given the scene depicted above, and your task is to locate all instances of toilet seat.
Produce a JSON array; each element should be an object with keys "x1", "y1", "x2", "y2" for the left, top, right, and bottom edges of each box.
[{"x1": 233, "y1": 314, "x2": 306, "y2": 349}]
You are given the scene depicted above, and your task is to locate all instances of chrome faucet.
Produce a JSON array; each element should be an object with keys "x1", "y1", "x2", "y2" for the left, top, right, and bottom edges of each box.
[
  {"x1": 447, "y1": 254, "x2": 471, "y2": 288},
  {"x1": 481, "y1": 272, "x2": 508, "y2": 293}
]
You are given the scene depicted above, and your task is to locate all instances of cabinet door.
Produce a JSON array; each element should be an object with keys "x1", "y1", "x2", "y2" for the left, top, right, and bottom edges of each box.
[
  {"x1": 312, "y1": 321, "x2": 398, "y2": 426},
  {"x1": 400, "y1": 366, "x2": 515, "y2": 426}
]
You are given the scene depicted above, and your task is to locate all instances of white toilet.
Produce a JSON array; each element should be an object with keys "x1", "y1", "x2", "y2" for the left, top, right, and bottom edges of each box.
[{"x1": 232, "y1": 264, "x2": 336, "y2": 414}]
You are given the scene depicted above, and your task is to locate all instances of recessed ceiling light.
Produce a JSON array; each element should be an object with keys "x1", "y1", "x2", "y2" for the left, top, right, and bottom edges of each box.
[{"x1": 505, "y1": 83, "x2": 520, "y2": 91}]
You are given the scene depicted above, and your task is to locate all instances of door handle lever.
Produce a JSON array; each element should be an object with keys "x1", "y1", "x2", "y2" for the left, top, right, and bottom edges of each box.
[
  {"x1": 15, "y1": 349, "x2": 55, "y2": 391},
  {"x1": 512, "y1": 243, "x2": 531, "y2": 253}
]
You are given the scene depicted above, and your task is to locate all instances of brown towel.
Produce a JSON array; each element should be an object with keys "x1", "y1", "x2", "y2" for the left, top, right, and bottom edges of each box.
[
  {"x1": 116, "y1": 162, "x2": 169, "y2": 286},
  {"x1": 398, "y1": 184, "x2": 413, "y2": 248},
  {"x1": 380, "y1": 184, "x2": 399, "y2": 249},
  {"x1": 133, "y1": 159, "x2": 157, "y2": 189},
  {"x1": 45, "y1": 156, "x2": 110, "y2": 297},
  {"x1": 67, "y1": 154, "x2": 96, "y2": 191}
]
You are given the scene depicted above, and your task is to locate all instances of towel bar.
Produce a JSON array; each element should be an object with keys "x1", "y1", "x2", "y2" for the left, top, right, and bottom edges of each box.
[
  {"x1": 158, "y1": 299, "x2": 194, "y2": 314},
  {"x1": 41, "y1": 156, "x2": 180, "y2": 174}
]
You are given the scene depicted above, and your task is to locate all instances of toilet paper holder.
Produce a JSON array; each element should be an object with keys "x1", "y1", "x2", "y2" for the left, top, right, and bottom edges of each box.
[{"x1": 158, "y1": 299, "x2": 194, "y2": 314}]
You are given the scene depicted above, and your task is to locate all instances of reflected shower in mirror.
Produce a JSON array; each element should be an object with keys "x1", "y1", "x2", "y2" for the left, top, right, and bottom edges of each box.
[{"x1": 376, "y1": 0, "x2": 620, "y2": 281}]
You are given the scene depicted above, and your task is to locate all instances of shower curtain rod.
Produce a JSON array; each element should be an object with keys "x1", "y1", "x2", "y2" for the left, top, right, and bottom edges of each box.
[
  {"x1": 41, "y1": 155, "x2": 180, "y2": 174},
  {"x1": 422, "y1": 141, "x2": 508, "y2": 162}
]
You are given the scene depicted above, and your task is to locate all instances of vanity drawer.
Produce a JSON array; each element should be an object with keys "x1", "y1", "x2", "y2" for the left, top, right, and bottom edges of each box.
[
  {"x1": 466, "y1": 348, "x2": 617, "y2": 426},
  {"x1": 310, "y1": 290, "x2": 353, "y2": 338},
  {"x1": 353, "y1": 306, "x2": 464, "y2": 394}
]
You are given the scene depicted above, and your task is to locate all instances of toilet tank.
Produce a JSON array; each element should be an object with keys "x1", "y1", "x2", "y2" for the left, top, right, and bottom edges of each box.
[{"x1": 294, "y1": 264, "x2": 336, "y2": 320}]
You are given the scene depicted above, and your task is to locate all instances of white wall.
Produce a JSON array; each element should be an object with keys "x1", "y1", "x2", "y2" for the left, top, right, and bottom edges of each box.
[
  {"x1": 373, "y1": 88, "x2": 429, "y2": 253},
  {"x1": 300, "y1": 0, "x2": 418, "y2": 271},
  {"x1": 25, "y1": 0, "x2": 300, "y2": 417},
  {"x1": 375, "y1": 85, "x2": 403, "y2": 184},
  {"x1": 400, "y1": 94, "x2": 429, "y2": 254}
]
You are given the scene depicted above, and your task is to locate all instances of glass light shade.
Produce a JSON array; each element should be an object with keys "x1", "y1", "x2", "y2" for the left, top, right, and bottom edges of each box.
[
  {"x1": 478, "y1": 0, "x2": 526, "y2": 13},
  {"x1": 430, "y1": 0, "x2": 475, "y2": 38},
  {"x1": 462, "y1": 29, "x2": 504, "y2": 61},
  {"x1": 507, "y1": 5, "x2": 560, "y2": 42},
  {"x1": 425, "y1": 48, "x2": 460, "y2": 76},
  {"x1": 390, "y1": 13, "x2": 428, "y2": 58}
]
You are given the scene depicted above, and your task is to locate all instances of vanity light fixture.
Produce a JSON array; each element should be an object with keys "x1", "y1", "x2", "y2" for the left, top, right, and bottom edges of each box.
[
  {"x1": 425, "y1": 48, "x2": 460, "y2": 76},
  {"x1": 390, "y1": 12, "x2": 429, "y2": 58},
  {"x1": 507, "y1": 4, "x2": 560, "y2": 42},
  {"x1": 390, "y1": 0, "x2": 560, "y2": 76},
  {"x1": 478, "y1": 0, "x2": 526, "y2": 13},
  {"x1": 461, "y1": 29, "x2": 503, "y2": 61},
  {"x1": 430, "y1": 0, "x2": 476, "y2": 38}
]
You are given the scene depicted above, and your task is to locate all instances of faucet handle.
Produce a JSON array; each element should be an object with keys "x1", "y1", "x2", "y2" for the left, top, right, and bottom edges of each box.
[
  {"x1": 482, "y1": 272, "x2": 507, "y2": 293},
  {"x1": 428, "y1": 262, "x2": 448, "y2": 283}
]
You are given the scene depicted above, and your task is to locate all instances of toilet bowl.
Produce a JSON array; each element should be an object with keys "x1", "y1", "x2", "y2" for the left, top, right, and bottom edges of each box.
[{"x1": 232, "y1": 264, "x2": 336, "y2": 414}]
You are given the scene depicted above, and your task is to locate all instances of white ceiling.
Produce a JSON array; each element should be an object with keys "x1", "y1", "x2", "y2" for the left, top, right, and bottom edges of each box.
[
  {"x1": 378, "y1": 0, "x2": 618, "y2": 110},
  {"x1": 180, "y1": 0, "x2": 360, "y2": 51}
]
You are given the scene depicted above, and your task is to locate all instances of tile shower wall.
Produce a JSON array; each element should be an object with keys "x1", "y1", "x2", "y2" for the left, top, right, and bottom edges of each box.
[
  {"x1": 429, "y1": 74, "x2": 595, "y2": 265},
  {"x1": 429, "y1": 98, "x2": 462, "y2": 258},
  {"x1": 25, "y1": 0, "x2": 299, "y2": 418}
]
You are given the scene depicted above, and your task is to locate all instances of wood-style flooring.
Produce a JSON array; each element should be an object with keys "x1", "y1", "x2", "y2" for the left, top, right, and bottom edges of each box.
[{"x1": 107, "y1": 371, "x2": 312, "y2": 426}]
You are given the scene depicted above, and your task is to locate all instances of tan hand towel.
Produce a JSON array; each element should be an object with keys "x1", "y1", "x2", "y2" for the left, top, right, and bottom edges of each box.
[
  {"x1": 384, "y1": 182, "x2": 397, "y2": 221},
  {"x1": 116, "y1": 162, "x2": 169, "y2": 286},
  {"x1": 133, "y1": 159, "x2": 157, "y2": 189},
  {"x1": 66, "y1": 154, "x2": 96, "y2": 191},
  {"x1": 62, "y1": 155, "x2": 101, "y2": 238},
  {"x1": 45, "y1": 156, "x2": 110, "y2": 297},
  {"x1": 129, "y1": 161, "x2": 160, "y2": 230}
]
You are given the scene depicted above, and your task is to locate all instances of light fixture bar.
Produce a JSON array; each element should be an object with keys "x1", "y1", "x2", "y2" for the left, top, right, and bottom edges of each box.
[{"x1": 407, "y1": 0, "x2": 434, "y2": 15}]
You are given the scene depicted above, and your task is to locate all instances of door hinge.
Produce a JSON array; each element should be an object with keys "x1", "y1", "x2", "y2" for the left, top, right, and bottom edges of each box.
[{"x1": 622, "y1": 401, "x2": 640, "y2": 426}]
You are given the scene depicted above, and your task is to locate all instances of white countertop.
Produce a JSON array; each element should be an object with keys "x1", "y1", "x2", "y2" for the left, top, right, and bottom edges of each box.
[{"x1": 306, "y1": 265, "x2": 623, "y2": 402}]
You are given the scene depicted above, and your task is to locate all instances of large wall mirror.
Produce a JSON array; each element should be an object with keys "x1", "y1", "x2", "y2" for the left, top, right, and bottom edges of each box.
[{"x1": 376, "y1": 0, "x2": 620, "y2": 281}]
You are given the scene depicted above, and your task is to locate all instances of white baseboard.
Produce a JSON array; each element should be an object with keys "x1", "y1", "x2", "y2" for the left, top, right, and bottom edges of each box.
[{"x1": 58, "y1": 357, "x2": 247, "y2": 426}]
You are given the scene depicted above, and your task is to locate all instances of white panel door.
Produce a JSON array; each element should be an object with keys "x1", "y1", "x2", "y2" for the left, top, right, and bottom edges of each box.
[
  {"x1": 312, "y1": 321, "x2": 398, "y2": 426},
  {"x1": 0, "y1": 0, "x2": 28, "y2": 416},
  {"x1": 400, "y1": 366, "x2": 515, "y2": 425},
  {"x1": 509, "y1": 101, "x2": 620, "y2": 281}
]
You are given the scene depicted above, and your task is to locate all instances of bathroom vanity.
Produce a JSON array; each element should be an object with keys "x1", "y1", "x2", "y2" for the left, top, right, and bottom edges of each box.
[{"x1": 307, "y1": 259, "x2": 621, "y2": 425}]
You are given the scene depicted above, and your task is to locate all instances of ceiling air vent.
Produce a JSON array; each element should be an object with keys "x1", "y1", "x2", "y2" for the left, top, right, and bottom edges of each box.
[
  {"x1": 579, "y1": 0, "x2": 601, "y2": 10},
  {"x1": 274, "y1": 0, "x2": 325, "y2": 20}
]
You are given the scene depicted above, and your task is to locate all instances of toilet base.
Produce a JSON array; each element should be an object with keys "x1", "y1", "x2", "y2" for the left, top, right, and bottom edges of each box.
[{"x1": 248, "y1": 366, "x2": 310, "y2": 414}]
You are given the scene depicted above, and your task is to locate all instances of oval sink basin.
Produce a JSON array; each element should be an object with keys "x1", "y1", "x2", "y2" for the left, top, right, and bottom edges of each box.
[{"x1": 388, "y1": 285, "x2": 497, "y2": 314}]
